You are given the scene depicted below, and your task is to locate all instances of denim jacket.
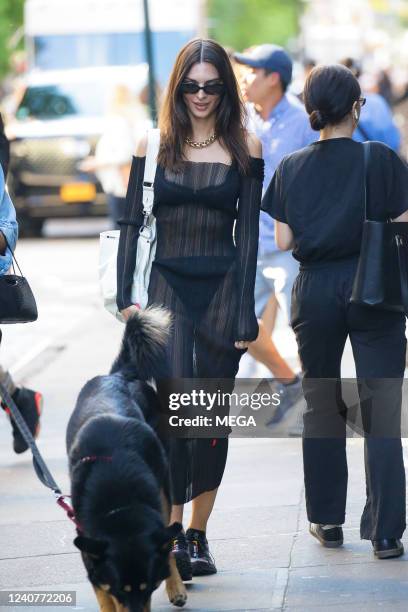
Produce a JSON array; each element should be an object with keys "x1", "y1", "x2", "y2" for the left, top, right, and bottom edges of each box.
[{"x1": 0, "y1": 164, "x2": 18, "y2": 275}]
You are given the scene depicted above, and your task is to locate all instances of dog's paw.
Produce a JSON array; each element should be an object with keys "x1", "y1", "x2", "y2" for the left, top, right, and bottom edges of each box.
[
  {"x1": 170, "y1": 591, "x2": 187, "y2": 608},
  {"x1": 167, "y1": 583, "x2": 187, "y2": 608}
]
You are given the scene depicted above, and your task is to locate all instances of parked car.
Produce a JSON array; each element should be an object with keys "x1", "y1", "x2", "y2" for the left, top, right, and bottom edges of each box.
[{"x1": 6, "y1": 65, "x2": 148, "y2": 236}]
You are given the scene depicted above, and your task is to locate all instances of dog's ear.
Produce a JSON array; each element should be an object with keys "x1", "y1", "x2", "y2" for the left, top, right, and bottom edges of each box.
[
  {"x1": 154, "y1": 522, "x2": 183, "y2": 550},
  {"x1": 73, "y1": 536, "x2": 108, "y2": 558}
]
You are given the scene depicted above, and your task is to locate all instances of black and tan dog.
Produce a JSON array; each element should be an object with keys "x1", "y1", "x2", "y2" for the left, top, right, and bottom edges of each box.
[{"x1": 66, "y1": 307, "x2": 187, "y2": 612}]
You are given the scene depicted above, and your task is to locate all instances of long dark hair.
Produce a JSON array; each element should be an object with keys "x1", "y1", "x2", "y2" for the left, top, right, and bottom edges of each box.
[
  {"x1": 158, "y1": 38, "x2": 250, "y2": 173},
  {"x1": 303, "y1": 64, "x2": 361, "y2": 131}
]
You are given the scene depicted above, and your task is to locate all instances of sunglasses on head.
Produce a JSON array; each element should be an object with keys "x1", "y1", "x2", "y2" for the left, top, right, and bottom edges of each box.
[{"x1": 180, "y1": 81, "x2": 225, "y2": 95}]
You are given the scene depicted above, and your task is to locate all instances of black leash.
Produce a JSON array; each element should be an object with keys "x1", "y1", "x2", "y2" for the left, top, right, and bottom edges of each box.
[{"x1": 0, "y1": 381, "x2": 80, "y2": 529}]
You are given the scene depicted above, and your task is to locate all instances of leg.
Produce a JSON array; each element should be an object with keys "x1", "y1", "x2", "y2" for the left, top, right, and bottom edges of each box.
[
  {"x1": 161, "y1": 486, "x2": 187, "y2": 606},
  {"x1": 248, "y1": 258, "x2": 297, "y2": 379},
  {"x1": 92, "y1": 586, "x2": 116, "y2": 612},
  {"x1": 248, "y1": 318, "x2": 296, "y2": 380},
  {"x1": 170, "y1": 505, "x2": 184, "y2": 525},
  {"x1": 292, "y1": 269, "x2": 349, "y2": 525},
  {"x1": 191, "y1": 264, "x2": 244, "y2": 499},
  {"x1": 147, "y1": 265, "x2": 195, "y2": 580},
  {"x1": 262, "y1": 293, "x2": 279, "y2": 335},
  {"x1": 147, "y1": 264, "x2": 195, "y2": 508},
  {"x1": 165, "y1": 556, "x2": 187, "y2": 607},
  {"x1": 189, "y1": 488, "x2": 218, "y2": 531},
  {"x1": 348, "y1": 303, "x2": 406, "y2": 540},
  {"x1": 269, "y1": 249, "x2": 299, "y2": 326},
  {"x1": 179, "y1": 264, "x2": 243, "y2": 575}
]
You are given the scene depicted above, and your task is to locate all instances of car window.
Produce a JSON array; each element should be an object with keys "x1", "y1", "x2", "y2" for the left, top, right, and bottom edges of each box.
[{"x1": 16, "y1": 83, "x2": 107, "y2": 120}]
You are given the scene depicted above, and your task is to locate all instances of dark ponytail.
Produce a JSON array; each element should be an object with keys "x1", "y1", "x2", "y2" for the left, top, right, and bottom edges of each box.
[
  {"x1": 309, "y1": 109, "x2": 329, "y2": 131},
  {"x1": 303, "y1": 64, "x2": 361, "y2": 131}
]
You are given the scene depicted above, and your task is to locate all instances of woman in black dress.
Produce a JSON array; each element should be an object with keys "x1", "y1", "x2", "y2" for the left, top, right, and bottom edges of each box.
[
  {"x1": 262, "y1": 64, "x2": 408, "y2": 559},
  {"x1": 117, "y1": 39, "x2": 263, "y2": 578}
]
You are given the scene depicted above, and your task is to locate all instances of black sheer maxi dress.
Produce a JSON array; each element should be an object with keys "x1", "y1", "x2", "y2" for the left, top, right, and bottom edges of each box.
[{"x1": 117, "y1": 155, "x2": 264, "y2": 504}]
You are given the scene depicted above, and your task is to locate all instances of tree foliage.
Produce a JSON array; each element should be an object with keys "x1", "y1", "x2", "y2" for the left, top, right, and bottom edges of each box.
[
  {"x1": 208, "y1": 0, "x2": 303, "y2": 52},
  {"x1": 0, "y1": 0, "x2": 25, "y2": 78}
]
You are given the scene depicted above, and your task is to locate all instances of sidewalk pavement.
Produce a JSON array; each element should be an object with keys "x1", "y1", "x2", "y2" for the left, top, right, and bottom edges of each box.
[{"x1": 1, "y1": 308, "x2": 407, "y2": 611}]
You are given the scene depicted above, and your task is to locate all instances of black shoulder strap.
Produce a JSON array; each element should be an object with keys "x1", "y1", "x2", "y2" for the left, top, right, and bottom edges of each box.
[
  {"x1": 362, "y1": 141, "x2": 371, "y2": 221},
  {"x1": 2, "y1": 234, "x2": 23, "y2": 276}
]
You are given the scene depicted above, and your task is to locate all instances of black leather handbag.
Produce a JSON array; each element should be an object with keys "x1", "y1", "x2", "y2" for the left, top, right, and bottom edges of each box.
[
  {"x1": 0, "y1": 243, "x2": 38, "y2": 324},
  {"x1": 350, "y1": 142, "x2": 408, "y2": 314}
]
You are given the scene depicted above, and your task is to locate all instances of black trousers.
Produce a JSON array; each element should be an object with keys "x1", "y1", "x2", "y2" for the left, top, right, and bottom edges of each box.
[{"x1": 291, "y1": 257, "x2": 406, "y2": 540}]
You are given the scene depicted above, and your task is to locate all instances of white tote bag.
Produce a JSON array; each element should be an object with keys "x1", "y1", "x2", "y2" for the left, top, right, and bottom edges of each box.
[{"x1": 99, "y1": 128, "x2": 160, "y2": 322}]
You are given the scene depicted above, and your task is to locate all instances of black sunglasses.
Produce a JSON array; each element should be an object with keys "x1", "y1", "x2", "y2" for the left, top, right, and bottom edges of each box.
[
  {"x1": 359, "y1": 97, "x2": 366, "y2": 106},
  {"x1": 180, "y1": 81, "x2": 225, "y2": 95}
]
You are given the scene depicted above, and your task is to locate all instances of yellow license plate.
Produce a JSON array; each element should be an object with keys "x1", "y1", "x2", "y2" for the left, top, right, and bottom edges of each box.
[{"x1": 60, "y1": 182, "x2": 96, "y2": 203}]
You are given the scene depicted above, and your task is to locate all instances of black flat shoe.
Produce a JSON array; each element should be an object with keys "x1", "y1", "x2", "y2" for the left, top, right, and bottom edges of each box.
[
  {"x1": 309, "y1": 523, "x2": 344, "y2": 548},
  {"x1": 372, "y1": 539, "x2": 404, "y2": 559}
]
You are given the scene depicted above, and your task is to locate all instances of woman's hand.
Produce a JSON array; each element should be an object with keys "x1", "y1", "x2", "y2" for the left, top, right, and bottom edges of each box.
[
  {"x1": 121, "y1": 304, "x2": 141, "y2": 321},
  {"x1": 234, "y1": 340, "x2": 252, "y2": 349}
]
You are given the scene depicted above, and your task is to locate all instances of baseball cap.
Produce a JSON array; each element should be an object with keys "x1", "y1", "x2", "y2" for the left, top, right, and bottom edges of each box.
[{"x1": 234, "y1": 44, "x2": 293, "y2": 86}]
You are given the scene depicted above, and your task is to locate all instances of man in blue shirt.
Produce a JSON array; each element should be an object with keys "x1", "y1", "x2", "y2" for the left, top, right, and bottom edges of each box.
[
  {"x1": 234, "y1": 45, "x2": 316, "y2": 424},
  {"x1": 0, "y1": 116, "x2": 43, "y2": 453},
  {"x1": 341, "y1": 58, "x2": 400, "y2": 151},
  {"x1": 354, "y1": 93, "x2": 400, "y2": 150}
]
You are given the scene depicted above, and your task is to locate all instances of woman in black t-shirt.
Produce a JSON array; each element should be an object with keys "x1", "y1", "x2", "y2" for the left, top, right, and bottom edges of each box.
[{"x1": 262, "y1": 65, "x2": 408, "y2": 559}]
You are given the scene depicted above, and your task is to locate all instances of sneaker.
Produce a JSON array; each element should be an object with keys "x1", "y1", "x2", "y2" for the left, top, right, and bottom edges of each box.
[
  {"x1": 266, "y1": 375, "x2": 303, "y2": 427},
  {"x1": 186, "y1": 528, "x2": 217, "y2": 576},
  {"x1": 309, "y1": 523, "x2": 344, "y2": 548},
  {"x1": 171, "y1": 531, "x2": 192, "y2": 581},
  {"x1": 2, "y1": 388, "x2": 43, "y2": 454},
  {"x1": 372, "y1": 538, "x2": 404, "y2": 559}
]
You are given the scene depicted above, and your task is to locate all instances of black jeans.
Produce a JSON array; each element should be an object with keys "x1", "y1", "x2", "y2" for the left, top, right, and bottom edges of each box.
[{"x1": 291, "y1": 257, "x2": 406, "y2": 540}]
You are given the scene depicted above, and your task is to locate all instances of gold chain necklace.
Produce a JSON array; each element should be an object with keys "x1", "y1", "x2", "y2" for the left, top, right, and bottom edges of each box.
[{"x1": 185, "y1": 133, "x2": 217, "y2": 149}]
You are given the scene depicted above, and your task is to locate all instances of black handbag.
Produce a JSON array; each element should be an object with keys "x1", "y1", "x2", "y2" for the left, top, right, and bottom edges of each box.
[
  {"x1": 0, "y1": 241, "x2": 38, "y2": 323},
  {"x1": 350, "y1": 142, "x2": 408, "y2": 314}
]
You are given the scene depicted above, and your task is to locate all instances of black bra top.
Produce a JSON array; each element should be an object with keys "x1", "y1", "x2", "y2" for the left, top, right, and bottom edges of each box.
[{"x1": 153, "y1": 157, "x2": 263, "y2": 217}]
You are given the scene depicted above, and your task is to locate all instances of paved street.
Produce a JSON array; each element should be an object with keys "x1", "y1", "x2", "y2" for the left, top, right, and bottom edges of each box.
[{"x1": 1, "y1": 224, "x2": 408, "y2": 611}]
